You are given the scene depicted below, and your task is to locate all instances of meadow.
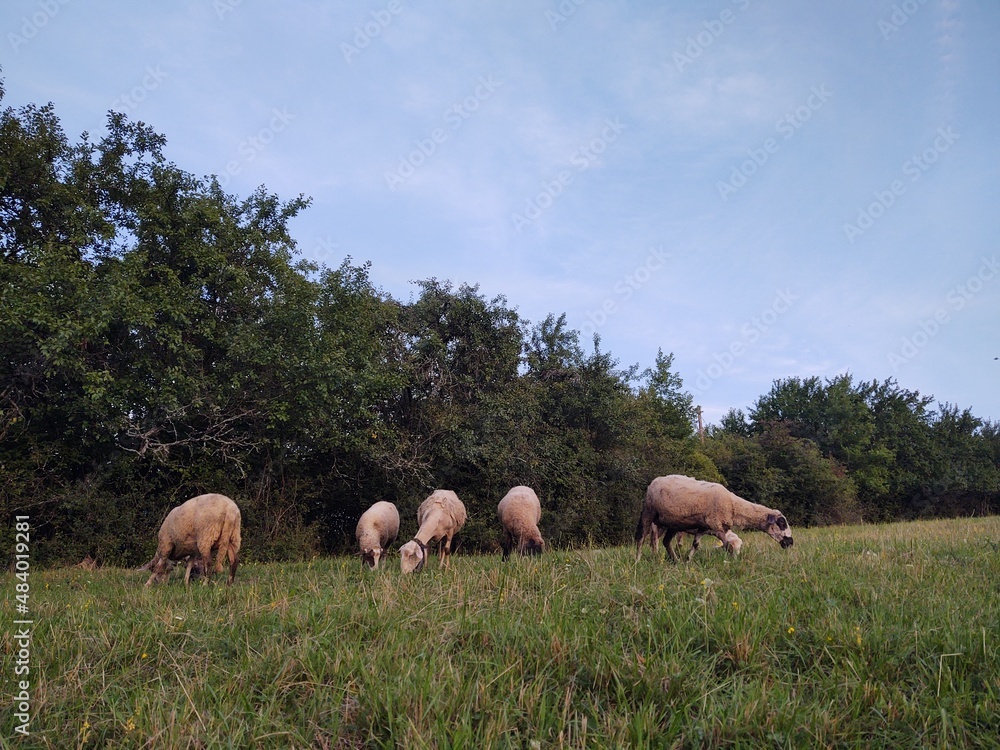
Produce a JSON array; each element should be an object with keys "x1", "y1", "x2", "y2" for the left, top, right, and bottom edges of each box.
[{"x1": 3, "y1": 517, "x2": 999, "y2": 749}]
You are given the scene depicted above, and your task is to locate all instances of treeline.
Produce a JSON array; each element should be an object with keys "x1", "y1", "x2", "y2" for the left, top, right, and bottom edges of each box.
[{"x1": 2, "y1": 89, "x2": 998, "y2": 565}]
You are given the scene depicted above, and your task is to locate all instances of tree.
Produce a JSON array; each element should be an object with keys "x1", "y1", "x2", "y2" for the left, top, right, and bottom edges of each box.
[{"x1": 638, "y1": 348, "x2": 695, "y2": 440}]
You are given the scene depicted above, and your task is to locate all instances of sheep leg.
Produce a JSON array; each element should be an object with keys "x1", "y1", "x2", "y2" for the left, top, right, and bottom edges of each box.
[
  {"x1": 662, "y1": 531, "x2": 679, "y2": 562},
  {"x1": 650, "y1": 524, "x2": 663, "y2": 555},
  {"x1": 212, "y1": 542, "x2": 226, "y2": 576},
  {"x1": 660, "y1": 527, "x2": 678, "y2": 558},
  {"x1": 501, "y1": 531, "x2": 512, "y2": 561},
  {"x1": 197, "y1": 540, "x2": 215, "y2": 586},
  {"x1": 685, "y1": 532, "x2": 702, "y2": 562},
  {"x1": 226, "y1": 545, "x2": 239, "y2": 584}
]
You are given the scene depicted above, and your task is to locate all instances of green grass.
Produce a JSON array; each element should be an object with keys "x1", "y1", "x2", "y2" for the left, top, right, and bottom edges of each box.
[{"x1": 3, "y1": 517, "x2": 1000, "y2": 749}]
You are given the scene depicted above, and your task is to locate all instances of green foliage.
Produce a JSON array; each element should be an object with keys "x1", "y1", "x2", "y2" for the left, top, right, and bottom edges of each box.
[{"x1": 713, "y1": 375, "x2": 998, "y2": 524}]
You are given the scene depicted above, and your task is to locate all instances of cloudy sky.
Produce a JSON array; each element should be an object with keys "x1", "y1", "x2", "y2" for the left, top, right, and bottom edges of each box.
[{"x1": 4, "y1": 0, "x2": 998, "y2": 423}]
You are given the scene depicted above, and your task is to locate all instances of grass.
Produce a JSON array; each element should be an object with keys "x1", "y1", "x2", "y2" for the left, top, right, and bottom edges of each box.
[{"x1": 3, "y1": 516, "x2": 999, "y2": 749}]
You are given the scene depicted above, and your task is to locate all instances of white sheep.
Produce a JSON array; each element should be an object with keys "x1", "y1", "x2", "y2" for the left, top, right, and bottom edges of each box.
[
  {"x1": 399, "y1": 490, "x2": 467, "y2": 574},
  {"x1": 636, "y1": 475, "x2": 792, "y2": 562},
  {"x1": 673, "y1": 529, "x2": 743, "y2": 560},
  {"x1": 137, "y1": 554, "x2": 206, "y2": 584},
  {"x1": 143, "y1": 493, "x2": 242, "y2": 586},
  {"x1": 497, "y1": 485, "x2": 544, "y2": 560},
  {"x1": 355, "y1": 501, "x2": 400, "y2": 569}
]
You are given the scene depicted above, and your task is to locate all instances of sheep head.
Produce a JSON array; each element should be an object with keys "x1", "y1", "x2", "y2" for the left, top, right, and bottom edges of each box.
[
  {"x1": 143, "y1": 555, "x2": 174, "y2": 586},
  {"x1": 723, "y1": 531, "x2": 743, "y2": 555},
  {"x1": 765, "y1": 514, "x2": 794, "y2": 548},
  {"x1": 399, "y1": 540, "x2": 426, "y2": 574},
  {"x1": 520, "y1": 537, "x2": 544, "y2": 556},
  {"x1": 360, "y1": 547, "x2": 385, "y2": 569}
]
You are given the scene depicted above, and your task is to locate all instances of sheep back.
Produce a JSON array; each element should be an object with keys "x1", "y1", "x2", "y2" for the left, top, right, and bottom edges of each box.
[
  {"x1": 356, "y1": 501, "x2": 400, "y2": 569},
  {"x1": 497, "y1": 485, "x2": 544, "y2": 558},
  {"x1": 644, "y1": 475, "x2": 741, "y2": 530},
  {"x1": 415, "y1": 489, "x2": 467, "y2": 538}
]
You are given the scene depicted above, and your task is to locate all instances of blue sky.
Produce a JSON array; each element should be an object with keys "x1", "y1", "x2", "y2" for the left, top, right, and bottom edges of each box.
[{"x1": 4, "y1": 0, "x2": 998, "y2": 424}]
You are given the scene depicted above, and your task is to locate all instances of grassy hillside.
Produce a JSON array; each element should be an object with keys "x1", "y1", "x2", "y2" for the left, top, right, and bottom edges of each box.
[{"x1": 3, "y1": 517, "x2": 999, "y2": 749}]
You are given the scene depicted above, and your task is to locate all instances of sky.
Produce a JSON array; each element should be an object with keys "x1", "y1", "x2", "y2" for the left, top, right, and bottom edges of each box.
[{"x1": 3, "y1": 0, "x2": 998, "y2": 424}]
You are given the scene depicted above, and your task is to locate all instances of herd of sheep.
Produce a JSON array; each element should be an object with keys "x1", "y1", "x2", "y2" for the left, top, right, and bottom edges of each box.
[{"x1": 141, "y1": 476, "x2": 794, "y2": 585}]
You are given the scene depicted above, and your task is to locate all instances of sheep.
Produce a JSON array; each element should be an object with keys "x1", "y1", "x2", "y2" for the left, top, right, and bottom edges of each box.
[
  {"x1": 143, "y1": 493, "x2": 242, "y2": 586},
  {"x1": 399, "y1": 490, "x2": 467, "y2": 574},
  {"x1": 355, "y1": 501, "x2": 400, "y2": 569},
  {"x1": 674, "y1": 529, "x2": 743, "y2": 560},
  {"x1": 636, "y1": 475, "x2": 792, "y2": 562},
  {"x1": 497, "y1": 485, "x2": 545, "y2": 560},
  {"x1": 137, "y1": 554, "x2": 205, "y2": 584}
]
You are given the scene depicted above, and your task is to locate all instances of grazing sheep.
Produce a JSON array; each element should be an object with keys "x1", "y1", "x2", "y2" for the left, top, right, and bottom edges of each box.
[
  {"x1": 674, "y1": 529, "x2": 743, "y2": 560},
  {"x1": 355, "y1": 501, "x2": 400, "y2": 569},
  {"x1": 636, "y1": 475, "x2": 792, "y2": 562},
  {"x1": 137, "y1": 554, "x2": 205, "y2": 584},
  {"x1": 400, "y1": 490, "x2": 467, "y2": 574},
  {"x1": 144, "y1": 493, "x2": 242, "y2": 586},
  {"x1": 497, "y1": 485, "x2": 545, "y2": 560}
]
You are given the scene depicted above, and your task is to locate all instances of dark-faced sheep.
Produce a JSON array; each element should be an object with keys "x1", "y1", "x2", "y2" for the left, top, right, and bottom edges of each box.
[
  {"x1": 355, "y1": 501, "x2": 400, "y2": 569},
  {"x1": 636, "y1": 475, "x2": 791, "y2": 562},
  {"x1": 400, "y1": 490, "x2": 467, "y2": 574},
  {"x1": 497, "y1": 485, "x2": 544, "y2": 560},
  {"x1": 144, "y1": 493, "x2": 242, "y2": 586}
]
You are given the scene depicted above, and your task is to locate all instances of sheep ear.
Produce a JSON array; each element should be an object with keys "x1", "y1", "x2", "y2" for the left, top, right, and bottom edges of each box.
[{"x1": 766, "y1": 514, "x2": 777, "y2": 525}]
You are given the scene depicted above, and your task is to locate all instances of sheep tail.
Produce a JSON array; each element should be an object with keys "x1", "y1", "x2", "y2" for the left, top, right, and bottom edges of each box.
[{"x1": 634, "y1": 511, "x2": 647, "y2": 545}]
